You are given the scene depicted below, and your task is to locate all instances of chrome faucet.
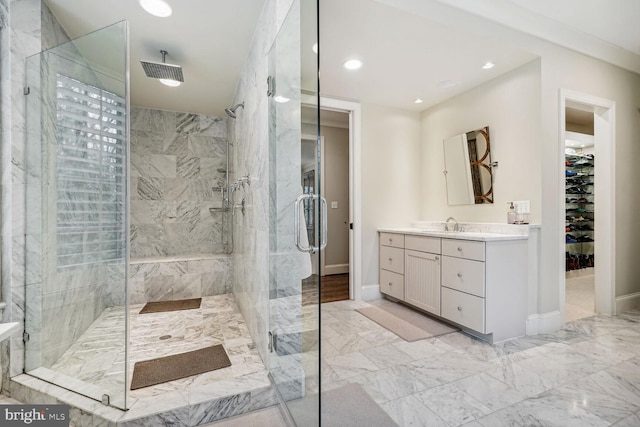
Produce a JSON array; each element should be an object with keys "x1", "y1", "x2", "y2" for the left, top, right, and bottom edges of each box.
[{"x1": 445, "y1": 216, "x2": 459, "y2": 232}]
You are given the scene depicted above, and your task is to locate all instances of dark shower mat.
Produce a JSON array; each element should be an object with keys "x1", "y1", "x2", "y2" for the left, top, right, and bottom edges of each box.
[
  {"x1": 130, "y1": 345, "x2": 231, "y2": 390},
  {"x1": 139, "y1": 298, "x2": 202, "y2": 314}
]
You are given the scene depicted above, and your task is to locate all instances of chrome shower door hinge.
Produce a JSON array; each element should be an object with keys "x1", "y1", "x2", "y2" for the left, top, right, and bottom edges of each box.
[
  {"x1": 267, "y1": 75, "x2": 275, "y2": 97},
  {"x1": 23, "y1": 87, "x2": 30, "y2": 95},
  {"x1": 268, "y1": 331, "x2": 274, "y2": 353},
  {"x1": 22, "y1": 331, "x2": 29, "y2": 343}
]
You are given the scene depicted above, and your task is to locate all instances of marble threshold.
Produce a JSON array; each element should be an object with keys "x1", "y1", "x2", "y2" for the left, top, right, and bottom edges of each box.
[{"x1": 9, "y1": 294, "x2": 277, "y2": 426}]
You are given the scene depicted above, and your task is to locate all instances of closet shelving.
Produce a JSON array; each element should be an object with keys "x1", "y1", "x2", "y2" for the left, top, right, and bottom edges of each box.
[{"x1": 565, "y1": 154, "x2": 595, "y2": 271}]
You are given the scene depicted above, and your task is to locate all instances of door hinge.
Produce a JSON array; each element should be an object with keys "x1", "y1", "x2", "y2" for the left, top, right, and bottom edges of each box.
[
  {"x1": 23, "y1": 332, "x2": 30, "y2": 343},
  {"x1": 268, "y1": 331, "x2": 274, "y2": 353},
  {"x1": 350, "y1": 223, "x2": 354, "y2": 230},
  {"x1": 267, "y1": 75, "x2": 275, "y2": 97},
  {"x1": 23, "y1": 87, "x2": 30, "y2": 95}
]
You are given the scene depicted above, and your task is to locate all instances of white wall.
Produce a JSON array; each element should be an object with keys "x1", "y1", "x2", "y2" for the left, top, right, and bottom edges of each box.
[
  {"x1": 539, "y1": 48, "x2": 640, "y2": 310},
  {"x1": 361, "y1": 104, "x2": 422, "y2": 288},
  {"x1": 420, "y1": 60, "x2": 542, "y2": 224}
]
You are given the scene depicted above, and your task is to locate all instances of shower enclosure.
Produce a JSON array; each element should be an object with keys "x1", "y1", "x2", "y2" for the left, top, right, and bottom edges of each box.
[
  {"x1": 24, "y1": 21, "x2": 130, "y2": 409},
  {"x1": 20, "y1": 0, "x2": 321, "y2": 423}
]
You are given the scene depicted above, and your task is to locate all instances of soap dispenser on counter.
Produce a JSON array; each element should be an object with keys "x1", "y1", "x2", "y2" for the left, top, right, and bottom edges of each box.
[{"x1": 507, "y1": 202, "x2": 516, "y2": 224}]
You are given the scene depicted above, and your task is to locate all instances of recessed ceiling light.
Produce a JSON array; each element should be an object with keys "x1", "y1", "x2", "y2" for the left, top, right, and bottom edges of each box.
[
  {"x1": 274, "y1": 95, "x2": 290, "y2": 103},
  {"x1": 438, "y1": 80, "x2": 459, "y2": 89},
  {"x1": 312, "y1": 43, "x2": 318, "y2": 54},
  {"x1": 160, "y1": 78, "x2": 181, "y2": 87},
  {"x1": 343, "y1": 59, "x2": 363, "y2": 70},
  {"x1": 139, "y1": 0, "x2": 172, "y2": 18},
  {"x1": 482, "y1": 61, "x2": 495, "y2": 70},
  {"x1": 414, "y1": 98, "x2": 424, "y2": 104}
]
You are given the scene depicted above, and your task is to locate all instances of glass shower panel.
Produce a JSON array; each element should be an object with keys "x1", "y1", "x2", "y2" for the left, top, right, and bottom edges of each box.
[
  {"x1": 24, "y1": 21, "x2": 130, "y2": 410},
  {"x1": 268, "y1": 0, "x2": 320, "y2": 424}
]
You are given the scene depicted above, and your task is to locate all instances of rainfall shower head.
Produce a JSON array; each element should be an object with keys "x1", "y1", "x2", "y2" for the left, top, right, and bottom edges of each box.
[
  {"x1": 141, "y1": 50, "x2": 184, "y2": 83},
  {"x1": 225, "y1": 103, "x2": 244, "y2": 118}
]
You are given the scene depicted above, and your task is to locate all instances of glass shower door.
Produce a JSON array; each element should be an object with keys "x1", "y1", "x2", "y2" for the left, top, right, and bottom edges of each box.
[
  {"x1": 268, "y1": 0, "x2": 321, "y2": 424},
  {"x1": 24, "y1": 21, "x2": 130, "y2": 409}
]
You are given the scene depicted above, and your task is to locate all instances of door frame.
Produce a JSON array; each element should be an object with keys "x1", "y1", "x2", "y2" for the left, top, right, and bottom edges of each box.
[
  {"x1": 301, "y1": 97, "x2": 361, "y2": 300},
  {"x1": 558, "y1": 89, "x2": 616, "y2": 318}
]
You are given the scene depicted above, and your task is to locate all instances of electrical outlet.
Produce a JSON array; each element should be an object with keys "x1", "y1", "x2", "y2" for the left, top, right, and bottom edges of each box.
[{"x1": 331, "y1": 201, "x2": 338, "y2": 209}]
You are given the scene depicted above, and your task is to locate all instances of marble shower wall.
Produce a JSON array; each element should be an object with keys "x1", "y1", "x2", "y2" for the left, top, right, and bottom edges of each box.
[
  {"x1": 230, "y1": 0, "x2": 307, "y2": 392},
  {"x1": 130, "y1": 107, "x2": 233, "y2": 304},
  {"x1": 129, "y1": 255, "x2": 232, "y2": 305},
  {"x1": 1, "y1": 0, "x2": 61, "y2": 388},
  {"x1": 24, "y1": 22, "x2": 129, "y2": 370},
  {"x1": 0, "y1": 0, "x2": 8, "y2": 394},
  {"x1": 130, "y1": 107, "x2": 229, "y2": 258}
]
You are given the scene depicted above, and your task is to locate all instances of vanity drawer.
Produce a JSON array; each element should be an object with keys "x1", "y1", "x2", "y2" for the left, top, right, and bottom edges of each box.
[
  {"x1": 405, "y1": 235, "x2": 440, "y2": 254},
  {"x1": 379, "y1": 269, "x2": 404, "y2": 300},
  {"x1": 441, "y1": 286, "x2": 485, "y2": 333},
  {"x1": 442, "y1": 256, "x2": 485, "y2": 297},
  {"x1": 442, "y1": 239, "x2": 485, "y2": 261},
  {"x1": 380, "y1": 232, "x2": 405, "y2": 248},
  {"x1": 380, "y1": 246, "x2": 404, "y2": 274}
]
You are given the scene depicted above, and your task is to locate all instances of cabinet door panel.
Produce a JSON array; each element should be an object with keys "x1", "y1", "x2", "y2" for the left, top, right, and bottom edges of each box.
[
  {"x1": 441, "y1": 287, "x2": 485, "y2": 332},
  {"x1": 380, "y1": 232, "x2": 405, "y2": 249},
  {"x1": 380, "y1": 246, "x2": 404, "y2": 274},
  {"x1": 442, "y1": 256, "x2": 485, "y2": 297},
  {"x1": 405, "y1": 235, "x2": 440, "y2": 254},
  {"x1": 404, "y1": 249, "x2": 440, "y2": 315},
  {"x1": 442, "y1": 239, "x2": 485, "y2": 261},
  {"x1": 380, "y1": 269, "x2": 404, "y2": 300}
]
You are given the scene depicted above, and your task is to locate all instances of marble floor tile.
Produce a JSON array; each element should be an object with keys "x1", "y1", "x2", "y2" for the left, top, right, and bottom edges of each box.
[
  {"x1": 612, "y1": 411, "x2": 640, "y2": 427},
  {"x1": 473, "y1": 396, "x2": 610, "y2": 427},
  {"x1": 202, "y1": 405, "x2": 285, "y2": 427},
  {"x1": 380, "y1": 395, "x2": 449, "y2": 427},
  {"x1": 414, "y1": 382, "x2": 492, "y2": 425},
  {"x1": 450, "y1": 372, "x2": 527, "y2": 412},
  {"x1": 316, "y1": 300, "x2": 640, "y2": 427},
  {"x1": 546, "y1": 372, "x2": 640, "y2": 424},
  {"x1": 37, "y1": 294, "x2": 270, "y2": 423}
]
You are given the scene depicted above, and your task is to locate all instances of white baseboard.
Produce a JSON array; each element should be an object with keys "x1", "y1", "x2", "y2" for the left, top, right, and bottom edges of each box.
[
  {"x1": 361, "y1": 284, "x2": 382, "y2": 302},
  {"x1": 616, "y1": 292, "x2": 640, "y2": 315},
  {"x1": 526, "y1": 310, "x2": 563, "y2": 335},
  {"x1": 323, "y1": 264, "x2": 349, "y2": 275}
]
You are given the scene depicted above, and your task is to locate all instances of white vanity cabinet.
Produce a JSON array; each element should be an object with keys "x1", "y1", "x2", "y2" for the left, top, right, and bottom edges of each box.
[{"x1": 378, "y1": 229, "x2": 528, "y2": 343}]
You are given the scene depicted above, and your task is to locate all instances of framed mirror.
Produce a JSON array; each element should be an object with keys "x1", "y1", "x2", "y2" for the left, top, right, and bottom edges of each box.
[{"x1": 443, "y1": 126, "x2": 494, "y2": 205}]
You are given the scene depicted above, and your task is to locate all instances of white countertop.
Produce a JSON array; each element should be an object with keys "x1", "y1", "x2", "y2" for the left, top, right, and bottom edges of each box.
[{"x1": 378, "y1": 227, "x2": 529, "y2": 241}]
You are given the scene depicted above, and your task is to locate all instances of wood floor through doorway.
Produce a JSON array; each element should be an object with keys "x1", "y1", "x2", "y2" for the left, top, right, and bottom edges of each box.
[{"x1": 302, "y1": 273, "x2": 349, "y2": 305}]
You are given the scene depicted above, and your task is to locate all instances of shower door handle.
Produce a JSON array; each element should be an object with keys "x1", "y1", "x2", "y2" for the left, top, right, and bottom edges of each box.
[
  {"x1": 294, "y1": 194, "x2": 328, "y2": 253},
  {"x1": 294, "y1": 194, "x2": 314, "y2": 253},
  {"x1": 319, "y1": 195, "x2": 328, "y2": 251}
]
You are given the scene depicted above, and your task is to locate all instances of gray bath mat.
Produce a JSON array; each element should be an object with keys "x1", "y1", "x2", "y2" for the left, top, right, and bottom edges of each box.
[
  {"x1": 130, "y1": 345, "x2": 231, "y2": 390},
  {"x1": 139, "y1": 298, "x2": 202, "y2": 314},
  {"x1": 357, "y1": 300, "x2": 457, "y2": 341},
  {"x1": 322, "y1": 383, "x2": 398, "y2": 426}
]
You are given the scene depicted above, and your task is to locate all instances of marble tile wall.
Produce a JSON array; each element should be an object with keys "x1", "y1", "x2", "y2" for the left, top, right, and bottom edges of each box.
[
  {"x1": 24, "y1": 18, "x2": 130, "y2": 371},
  {"x1": 130, "y1": 106, "x2": 229, "y2": 258},
  {"x1": 230, "y1": 0, "x2": 280, "y2": 372},
  {"x1": 0, "y1": 0, "x2": 7, "y2": 395},
  {"x1": 231, "y1": 0, "x2": 312, "y2": 402},
  {"x1": 2, "y1": 0, "x2": 45, "y2": 390},
  {"x1": 129, "y1": 255, "x2": 232, "y2": 304}
]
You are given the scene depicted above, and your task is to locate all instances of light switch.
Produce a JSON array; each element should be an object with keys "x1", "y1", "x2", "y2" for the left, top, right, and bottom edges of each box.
[{"x1": 331, "y1": 201, "x2": 338, "y2": 209}]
